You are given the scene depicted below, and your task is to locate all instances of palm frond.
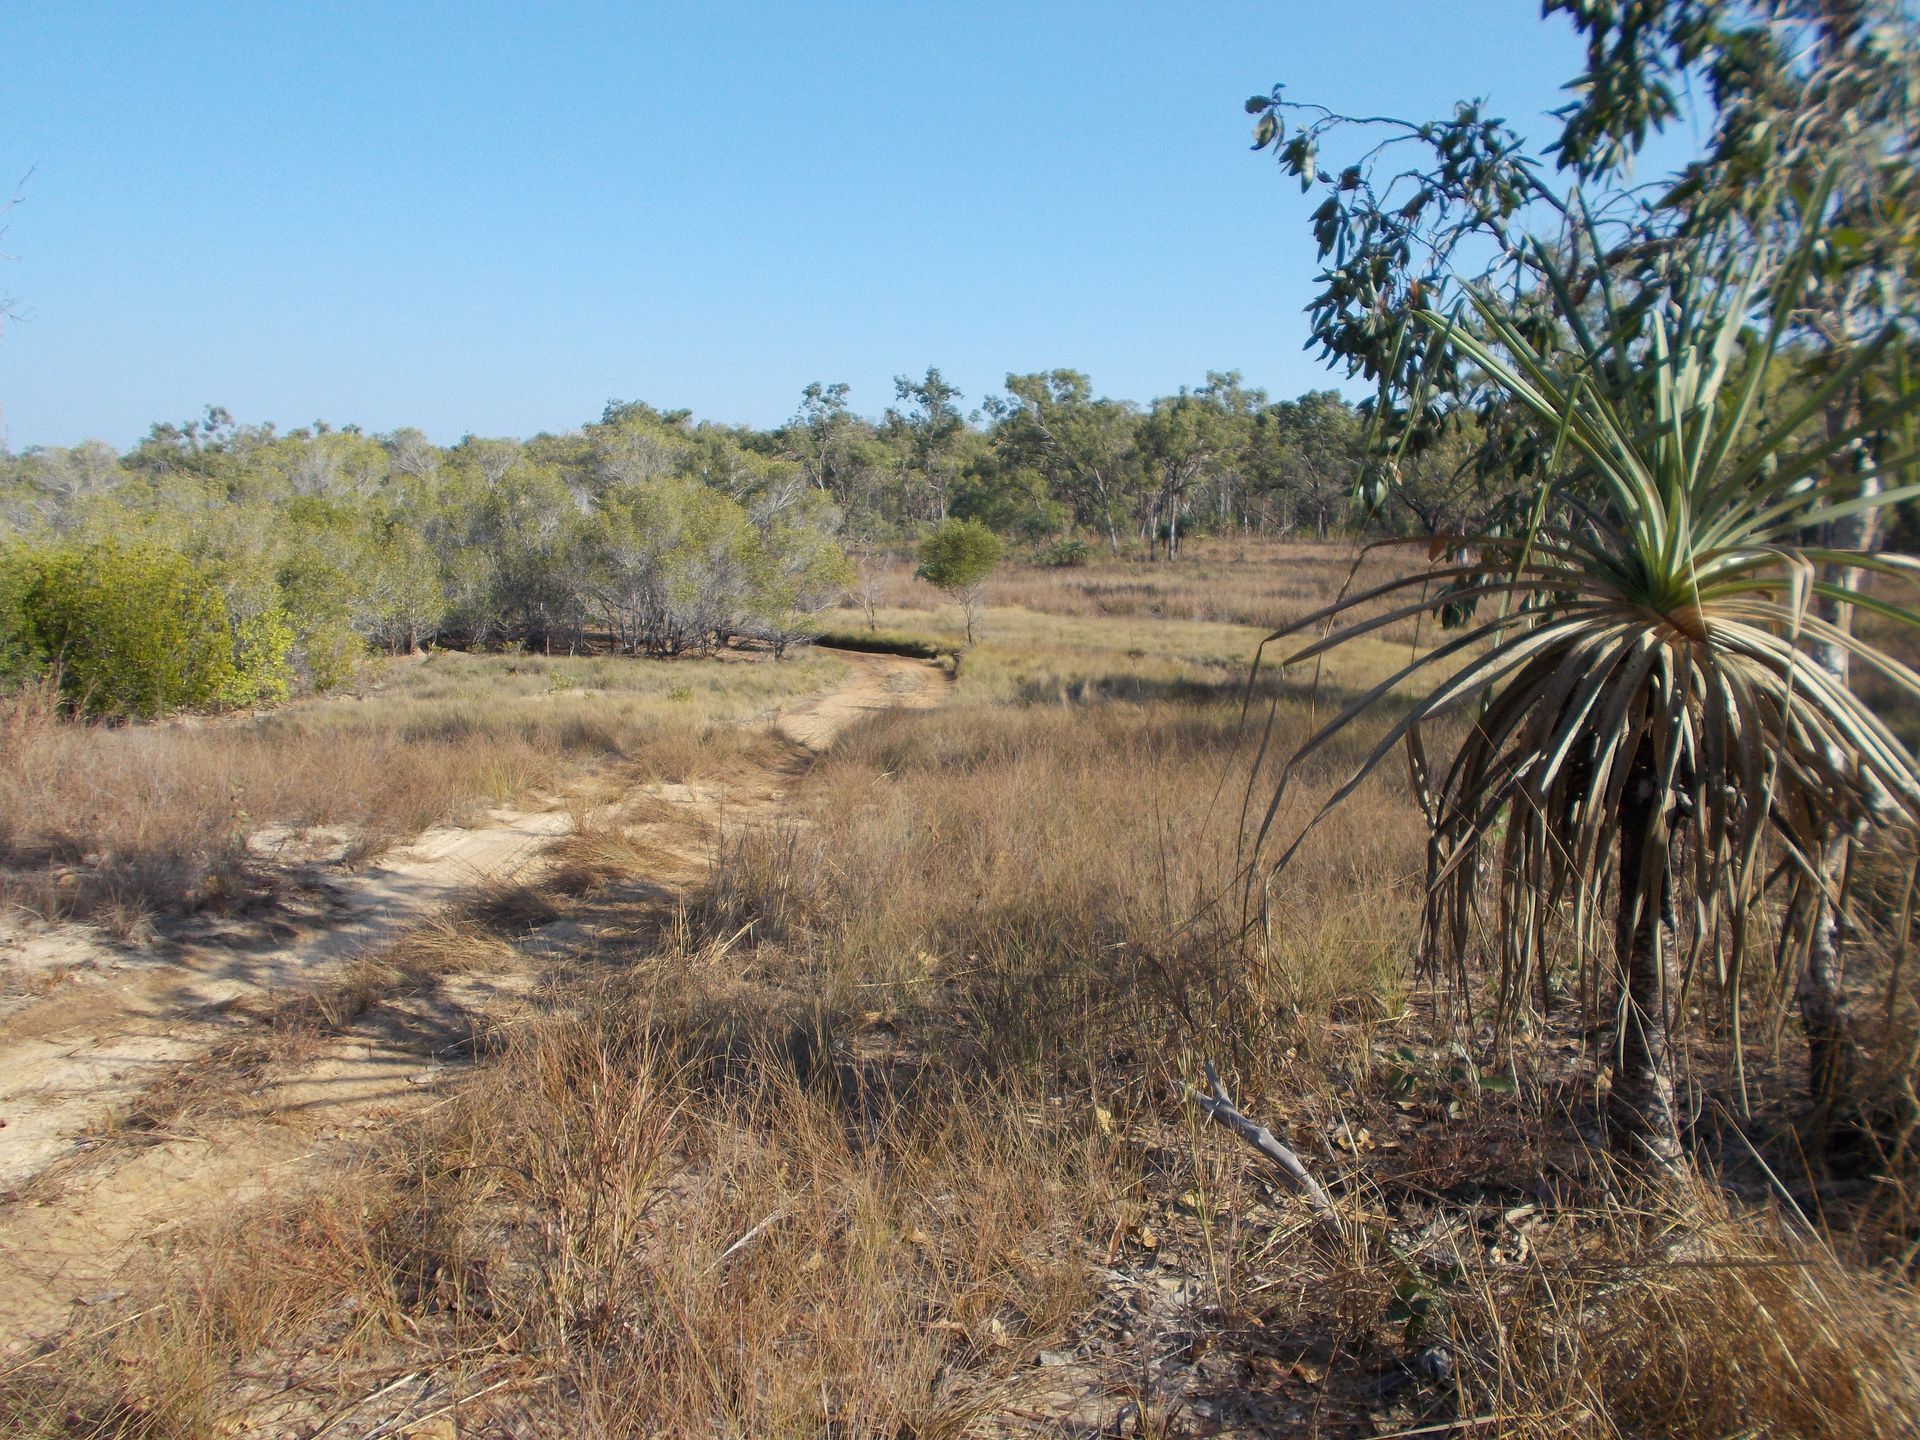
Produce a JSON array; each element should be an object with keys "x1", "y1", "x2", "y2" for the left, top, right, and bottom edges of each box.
[{"x1": 1252, "y1": 210, "x2": 1920, "y2": 1051}]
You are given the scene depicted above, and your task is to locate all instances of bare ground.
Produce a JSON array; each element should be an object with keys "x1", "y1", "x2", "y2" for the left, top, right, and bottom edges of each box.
[{"x1": 0, "y1": 649, "x2": 946, "y2": 1348}]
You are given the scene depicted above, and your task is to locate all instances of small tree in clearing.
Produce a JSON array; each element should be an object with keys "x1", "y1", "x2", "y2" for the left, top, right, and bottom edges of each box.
[{"x1": 917, "y1": 518, "x2": 1001, "y2": 644}]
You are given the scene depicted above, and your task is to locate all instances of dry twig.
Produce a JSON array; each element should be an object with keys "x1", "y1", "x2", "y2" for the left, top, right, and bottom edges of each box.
[{"x1": 1188, "y1": 1060, "x2": 1344, "y2": 1238}]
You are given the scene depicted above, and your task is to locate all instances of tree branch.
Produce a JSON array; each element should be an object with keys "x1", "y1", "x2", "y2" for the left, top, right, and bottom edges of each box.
[{"x1": 1186, "y1": 1060, "x2": 1344, "y2": 1239}]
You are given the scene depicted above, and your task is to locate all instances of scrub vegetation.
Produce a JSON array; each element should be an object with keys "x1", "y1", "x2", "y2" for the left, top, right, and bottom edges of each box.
[
  {"x1": 3, "y1": 2, "x2": 1920, "y2": 1436},
  {"x1": 4, "y1": 549, "x2": 1917, "y2": 1438}
]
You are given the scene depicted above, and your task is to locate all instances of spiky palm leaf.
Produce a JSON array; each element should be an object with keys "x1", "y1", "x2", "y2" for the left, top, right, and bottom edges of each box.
[{"x1": 1251, "y1": 217, "x2": 1920, "y2": 1140}]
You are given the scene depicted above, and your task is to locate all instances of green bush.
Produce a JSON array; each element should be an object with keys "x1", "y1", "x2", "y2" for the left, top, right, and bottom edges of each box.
[
  {"x1": 916, "y1": 519, "x2": 1002, "y2": 592},
  {"x1": 0, "y1": 541, "x2": 293, "y2": 718},
  {"x1": 294, "y1": 616, "x2": 365, "y2": 692},
  {"x1": 917, "y1": 518, "x2": 1003, "y2": 644},
  {"x1": 1036, "y1": 537, "x2": 1091, "y2": 568}
]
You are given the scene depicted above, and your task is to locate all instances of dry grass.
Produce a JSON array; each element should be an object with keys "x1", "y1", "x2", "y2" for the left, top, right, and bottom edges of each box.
[
  {"x1": 826, "y1": 538, "x2": 1448, "y2": 709},
  {"x1": 5, "y1": 549, "x2": 1917, "y2": 1438},
  {"x1": 863, "y1": 537, "x2": 1421, "y2": 630},
  {"x1": 0, "y1": 648, "x2": 843, "y2": 930},
  {"x1": 1, "y1": 966, "x2": 1108, "y2": 1438}
]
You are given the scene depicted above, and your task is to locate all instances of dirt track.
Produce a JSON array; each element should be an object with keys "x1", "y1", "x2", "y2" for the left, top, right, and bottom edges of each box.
[{"x1": 0, "y1": 648, "x2": 945, "y2": 1347}]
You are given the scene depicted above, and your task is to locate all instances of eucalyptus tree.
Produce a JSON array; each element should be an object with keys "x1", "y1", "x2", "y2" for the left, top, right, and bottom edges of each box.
[
  {"x1": 1190, "y1": 371, "x2": 1269, "y2": 534},
  {"x1": 454, "y1": 435, "x2": 524, "y2": 491},
  {"x1": 989, "y1": 370, "x2": 1140, "y2": 553},
  {"x1": 590, "y1": 403, "x2": 686, "y2": 492},
  {"x1": 789, "y1": 381, "x2": 860, "y2": 498},
  {"x1": 383, "y1": 427, "x2": 441, "y2": 485},
  {"x1": 1138, "y1": 390, "x2": 1230, "y2": 559},
  {"x1": 1249, "y1": 391, "x2": 1364, "y2": 541},
  {"x1": 749, "y1": 494, "x2": 858, "y2": 658},
  {"x1": 0, "y1": 442, "x2": 127, "y2": 534},
  {"x1": 481, "y1": 462, "x2": 591, "y2": 652},
  {"x1": 363, "y1": 519, "x2": 444, "y2": 654},
  {"x1": 890, "y1": 367, "x2": 968, "y2": 523}
]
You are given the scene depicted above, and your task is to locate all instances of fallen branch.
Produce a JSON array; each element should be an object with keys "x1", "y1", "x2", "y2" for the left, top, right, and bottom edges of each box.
[{"x1": 1187, "y1": 1060, "x2": 1344, "y2": 1239}]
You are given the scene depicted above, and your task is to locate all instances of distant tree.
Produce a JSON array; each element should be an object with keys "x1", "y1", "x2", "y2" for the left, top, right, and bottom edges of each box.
[
  {"x1": 1190, "y1": 370, "x2": 1269, "y2": 534},
  {"x1": 917, "y1": 517, "x2": 1001, "y2": 644},
  {"x1": 791, "y1": 381, "x2": 856, "y2": 497},
  {"x1": 1372, "y1": 420, "x2": 1500, "y2": 537},
  {"x1": 30, "y1": 441, "x2": 123, "y2": 512},
  {"x1": 848, "y1": 532, "x2": 888, "y2": 630},
  {"x1": 590, "y1": 404, "x2": 684, "y2": 492},
  {"x1": 365, "y1": 520, "x2": 443, "y2": 654},
  {"x1": 891, "y1": 368, "x2": 967, "y2": 522},
  {"x1": 750, "y1": 498, "x2": 858, "y2": 658},
  {"x1": 1138, "y1": 390, "x2": 1230, "y2": 558},
  {"x1": 276, "y1": 496, "x2": 374, "y2": 687},
  {"x1": 989, "y1": 371, "x2": 1139, "y2": 553},
  {"x1": 482, "y1": 464, "x2": 590, "y2": 652},
  {"x1": 457, "y1": 435, "x2": 524, "y2": 490},
  {"x1": 950, "y1": 462, "x2": 1065, "y2": 540},
  {"x1": 1248, "y1": 391, "x2": 1363, "y2": 540},
  {"x1": 384, "y1": 427, "x2": 441, "y2": 484}
]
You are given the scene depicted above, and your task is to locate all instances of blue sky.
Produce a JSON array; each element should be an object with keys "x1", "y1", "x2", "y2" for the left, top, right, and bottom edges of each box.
[{"x1": 1, "y1": 3, "x2": 1661, "y2": 450}]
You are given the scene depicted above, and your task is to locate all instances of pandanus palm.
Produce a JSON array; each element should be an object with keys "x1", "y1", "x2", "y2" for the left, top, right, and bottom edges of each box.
[{"x1": 1253, "y1": 224, "x2": 1920, "y2": 1158}]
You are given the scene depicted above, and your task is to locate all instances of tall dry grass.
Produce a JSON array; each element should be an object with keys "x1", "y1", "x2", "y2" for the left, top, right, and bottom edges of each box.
[
  {"x1": 706, "y1": 697, "x2": 1426, "y2": 1083},
  {"x1": 1, "y1": 963, "x2": 1111, "y2": 1438},
  {"x1": 6, "y1": 587, "x2": 1918, "y2": 1437},
  {"x1": 0, "y1": 649, "x2": 841, "y2": 929}
]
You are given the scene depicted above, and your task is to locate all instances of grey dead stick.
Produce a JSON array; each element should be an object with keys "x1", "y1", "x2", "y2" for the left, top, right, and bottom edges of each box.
[{"x1": 1186, "y1": 1060, "x2": 1344, "y2": 1239}]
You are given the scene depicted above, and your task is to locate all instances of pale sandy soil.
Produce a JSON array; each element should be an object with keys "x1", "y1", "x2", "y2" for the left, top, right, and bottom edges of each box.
[{"x1": 0, "y1": 649, "x2": 945, "y2": 1348}]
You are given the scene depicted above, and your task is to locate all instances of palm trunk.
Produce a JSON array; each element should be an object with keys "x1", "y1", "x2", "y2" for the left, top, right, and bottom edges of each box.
[
  {"x1": 1799, "y1": 387, "x2": 1879, "y2": 1128},
  {"x1": 1798, "y1": 836, "x2": 1862, "y2": 1124},
  {"x1": 1611, "y1": 743, "x2": 1682, "y2": 1161}
]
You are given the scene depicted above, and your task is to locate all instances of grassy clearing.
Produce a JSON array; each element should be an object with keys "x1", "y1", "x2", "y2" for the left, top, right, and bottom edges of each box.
[
  {"x1": 863, "y1": 537, "x2": 1424, "y2": 629},
  {"x1": 824, "y1": 598, "x2": 1436, "y2": 709},
  {"x1": 5, "y1": 544, "x2": 1917, "y2": 1437},
  {"x1": 825, "y1": 538, "x2": 1448, "y2": 706},
  {"x1": 0, "y1": 647, "x2": 845, "y2": 931}
]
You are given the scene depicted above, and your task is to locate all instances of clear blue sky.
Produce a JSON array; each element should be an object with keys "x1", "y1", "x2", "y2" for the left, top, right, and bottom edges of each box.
[{"x1": 1, "y1": 2, "x2": 1647, "y2": 451}]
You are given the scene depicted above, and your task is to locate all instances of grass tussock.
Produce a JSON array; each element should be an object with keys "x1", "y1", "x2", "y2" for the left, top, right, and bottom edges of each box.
[
  {"x1": 1452, "y1": 1196, "x2": 1920, "y2": 1437},
  {"x1": 2, "y1": 973, "x2": 1108, "y2": 1438}
]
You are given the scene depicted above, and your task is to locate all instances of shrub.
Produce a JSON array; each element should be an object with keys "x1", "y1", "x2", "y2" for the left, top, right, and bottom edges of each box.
[
  {"x1": 0, "y1": 540, "x2": 293, "y2": 718},
  {"x1": 916, "y1": 519, "x2": 1002, "y2": 643},
  {"x1": 1036, "y1": 537, "x2": 1090, "y2": 568},
  {"x1": 295, "y1": 615, "x2": 365, "y2": 692}
]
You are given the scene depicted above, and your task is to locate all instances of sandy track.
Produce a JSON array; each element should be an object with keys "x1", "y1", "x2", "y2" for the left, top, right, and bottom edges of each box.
[
  {"x1": 0, "y1": 648, "x2": 945, "y2": 1347},
  {"x1": 776, "y1": 646, "x2": 943, "y2": 749},
  {"x1": 0, "y1": 805, "x2": 572, "y2": 1196}
]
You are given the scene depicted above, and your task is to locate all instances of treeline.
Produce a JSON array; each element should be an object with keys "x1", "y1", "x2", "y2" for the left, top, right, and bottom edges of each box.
[
  {"x1": 0, "y1": 370, "x2": 1491, "y2": 713},
  {"x1": 797, "y1": 369, "x2": 1494, "y2": 549}
]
